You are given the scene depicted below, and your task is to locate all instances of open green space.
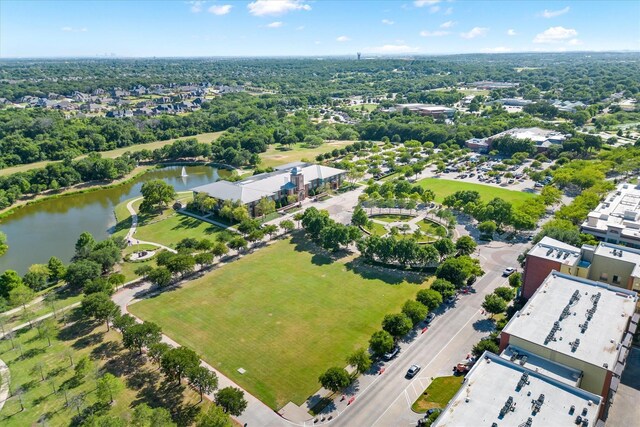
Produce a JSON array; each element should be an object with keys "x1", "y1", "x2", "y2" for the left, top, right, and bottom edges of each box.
[
  {"x1": 365, "y1": 221, "x2": 388, "y2": 236},
  {"x1": 417, "y1": 220, "x2": 448, "y2": 238},
  {"x1": 371, "y1": 214, "x2": 414, "y2": 223},
  {"x1": 411, "y1": 376, "x2": 464, "y2": 413},
  {"x1": 349, "y1": 104, "x2": 378, "y2": 112},
  {"x1": 0, "y1": 311, "x2": 211, "y2": 426},
  {"x1": 259, "y1": 140, "x2": 353, "y2": 169},
  {"x1": 418, "y1": 178, "x2": 537, "y2": 205},
  {"x1": 129, "y1": 237, "x2": 429, "y2": 410},
  {"x1": 1, "y1": 289, "x2": 84, "y2": 332},
  {"x1": 0, "y1": 132, "x2": 224, "y2": 177}
]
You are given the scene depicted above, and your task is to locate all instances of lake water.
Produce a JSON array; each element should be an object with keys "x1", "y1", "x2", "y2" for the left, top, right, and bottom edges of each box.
[{"x1": 0, "y1": 165, "x2": 223, "y2": 274}]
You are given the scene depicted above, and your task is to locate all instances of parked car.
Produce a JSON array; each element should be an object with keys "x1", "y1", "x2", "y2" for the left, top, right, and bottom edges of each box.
[
  {"x1": 383, "y1": 346, "x2": 400, "y2": 361},
  {"x1": 508, "y1": 179, "x2": 515, "y2": 184},
  {"x1": 446, "y1": 295, "x2": 457, "y2": 304},
  {"x1": 425, "y1": 313, "x2": 436, "y2": 325},
  {"x1": 502, "y1": 267, "x2": 516, "y2": 277},
  {"x1": 535, "y1": 182, "x2": 544, "y2": 188},
  {"x1": 406, "y1": 364, "x2": 421, "y2": 378}
]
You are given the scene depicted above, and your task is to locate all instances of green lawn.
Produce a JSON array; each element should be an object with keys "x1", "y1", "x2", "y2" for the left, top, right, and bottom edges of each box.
[
  {"x1": 0, "y1": 311, "x2": 210, "y2": 426},
  {"x1": 371, "y1": 214, "x2": 414, "y2": 223},
  {"x1": 418, "y1": 178, "x2": 538, "y2": 204},
  {"x1": 1, "y1": 289, "x2": 84, "y2": 331},
  {"x1": 417, "y1": 220, "x2": 448, "y2": 238},
  {"x1": 133, "y1": 213, "x2": 231, "y2": 249},
  {"x1": 129, "y1": 237, "x2": 429, "y2": 410},
  {"x1": 411, "y1": 376, "x2": 464, "y2": 413},
  {"x1": 365, "y1": 221, "x2": 388, "y2": 236},
  {"x1": 259, "y1": 141, "x2": 352, "y2": 169}
]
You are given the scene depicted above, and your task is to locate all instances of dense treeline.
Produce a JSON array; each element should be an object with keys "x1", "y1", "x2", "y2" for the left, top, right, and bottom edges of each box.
[
  {"x1": 2, "y1": 53, "x2": 638, "y2": 103},
  {"x1": 0, "y1": 138, "x2": 210, "y2": 210}
]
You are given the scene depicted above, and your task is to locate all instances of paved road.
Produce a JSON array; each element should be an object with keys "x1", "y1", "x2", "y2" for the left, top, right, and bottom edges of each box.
[{"x1": 327, "y1": 241, "x2": 527, "y2": 427}]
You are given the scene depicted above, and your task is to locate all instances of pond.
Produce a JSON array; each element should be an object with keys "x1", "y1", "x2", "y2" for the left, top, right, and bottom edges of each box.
[{"x1": 0, "y1": 165, "x2": 225, "y2": 274}]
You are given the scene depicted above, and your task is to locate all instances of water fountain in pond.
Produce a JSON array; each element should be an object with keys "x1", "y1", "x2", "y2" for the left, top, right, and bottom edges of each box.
[{"x1": 181, "y1": 166, "x2": 188, "y2": 177}]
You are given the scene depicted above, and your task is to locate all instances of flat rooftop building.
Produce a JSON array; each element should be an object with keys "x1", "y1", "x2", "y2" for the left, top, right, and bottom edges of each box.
[
  {"x1": 581, "y1": 182, "x2": 640, "y2": 249},
  {"x1": 395, "y1": 103, "x2": 456, "y2": 118},
  {"x1": 433, "y1": 351, "x2": 602, "y2": 427},
  {"x1": 522, "y1": 237, "x2": 640, "y2": 299},
  {"x1": 501, "y1": 272, "x2": 637, "y2": 397}
]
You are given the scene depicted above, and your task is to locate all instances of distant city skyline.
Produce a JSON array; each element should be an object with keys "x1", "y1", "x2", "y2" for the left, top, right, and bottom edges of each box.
[{"x1": 1, "y1": 0, "x2": 639, "y2": 58}]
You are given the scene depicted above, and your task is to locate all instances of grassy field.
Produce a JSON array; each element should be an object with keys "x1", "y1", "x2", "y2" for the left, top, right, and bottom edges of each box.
[
  {"x1": 348, "y1": 104, "x2": 378, "y2": 112},
  {"x1": 259, "y1": 141, "x2": 352, "y2": 169},
  {"x1": 371, "y1": 214, "x2": 413, "y2": 223},
  {"x1": 0, "y1": 132, "x2": 223, "y2": 177},
  {"x1": 411, "y1": 376, "x2": 463, "y2": 413},
  {"x1": 0, "y1": 289, "x2": 84, "y2": 331},
  {"x1": 418, "y1": 178, "x2": 537, "y2": 204},
  {"x1": 417, "y1": 220, "x2": 448, "y2": 237},
  {"x1": 129, "y1": 237, "x2": 429, "y2": 410},
  {"x1": 0, "y1": 310, "x2": 211, "y2": 426}
]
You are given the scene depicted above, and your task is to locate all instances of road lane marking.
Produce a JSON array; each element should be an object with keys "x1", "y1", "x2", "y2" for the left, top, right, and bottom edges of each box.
[{"x1": 370, "y1": 310, "x2": 482, "y2": 427}]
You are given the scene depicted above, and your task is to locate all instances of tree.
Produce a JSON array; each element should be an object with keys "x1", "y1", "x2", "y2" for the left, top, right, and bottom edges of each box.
[
  {"x1": 318, "y1": 367, "x2": 351, "y2": 393},
  {"x1": 188, "y1": 365, "x2": 218, "y2": 402},
  {"x1": 23, "y1": 264, "x2": 50, "y2": 291},
  {"x1": 161, "y1": 347, "x2": 200, "y2": 384},
  {"x1": 166, "y1": 254, "x2": 196, "y2": 277},
  {"x1": 369, "y1": 330, "x2": 394, "y2": 357},
  {"x1": 227, "y1": 237, "x2": 247, "y2": 253},
  {"x1": 96, "y1": 373, "x2": 123, "y2": 404},
  {"x1": 416, "y1": 289, "x2": 443, "y2": 311},
  {"x1": 148, "y1": 266, "x2": 173, "y2": 287},
  {"x1": 471, "y1": 339, "x2": 499, "y2": 358},
  {"x1": 431, "y1": 278, "x2": 456, "y2": 299},
  {"x1": 433, "y1": 237, "x2": 455, "y2": 260},
  {"x1": 382, "y1": 313, "x2": 413, "y2": 338},
  {"x1": 69, "y1": 392, "x2": 86, "y2": 415},
  {"x1": 346, "y1": 348, "x2": 372, "y2": 375},
  {"x1": 65, "y1": 259, "x2": 101, "y2": 289},
  {"x1": 402, "y1": 300, "x2": 429, "y2": 326},
  {"x1": 211, "y1": 242, "x2": 229, "y2": 259},
  {"x1": 81, "y1": 292, "x2": 119, "y2": 330},
  {"x1": 508, "y1": 272, "x2": 522, "y2": 288},
  {"x1": 482, "y1": 294, "x2": 507, "y2": 318},
  {"x1": 85, "y1": 278, "x2": 115, "y2": 295},
  {"x1": 0, "y1": 270, "x2": 23, "y2": 299},
  {"x1": 31, "y1": 361, "x2": 46, "y2": 381},
  {"x1": 74, "y1": 231, "x2": 96, "y2": 260},
  {"x1": 112, "y1": 313, "x2": 136, "y2": 333},
  {"x1": 134, "y1": 264, "x2": 153, "y2": 279},
  {"x1": 9, "y1": 284, "x2": 35, "y2": 310},
  {"x1": 196, "y1": 404, "x2": 232, "y2": 427},
  {"x1": 540, "y1": 186, "x2": 562, "y2": 206},
  {"x1": 263, "y1": 224, "x2": 278, "y2": 240},
  {"x1": 132, "y1": 404, "x2": 176, "y2": 427},
  {"x1": 39, "y1": 318, "x2": 56, "y2": 347},
  {"x1": 255, "y1": 196, "x2": 276, "y2": 219},
  {"x1": 148, "y1": 342, "x2": 171, "y2": 365},
  {"x1": 0, "y1": 231, "x2": 7, "y2": 257},
  {"x1": 215, "y1": 387, "x2": 248, "y2": 416},
  {"x1": 123, "y1": 322, "x2": 162, "y2": 355},
  {"x1": 351, "y1": 205, "x2": 369, "y2": 227},
  {"x1": 494, "y1": 286, "x2": 515, "y2": 302},
  {"x1": 279, "y1": 219, "x2": 295, "y2": 234},
  {"x1": 455, "y1": 236, "x2": 477, "y2": 256},
  {"x1": 436, "y1": 256, "x2": 484, "y2": 288},
  {"x1": 195, "y1": 252, "x2": 214, "y2": 266},
  {"x1": 140, "y1": 180, "x2": 176, "y2": 213}
]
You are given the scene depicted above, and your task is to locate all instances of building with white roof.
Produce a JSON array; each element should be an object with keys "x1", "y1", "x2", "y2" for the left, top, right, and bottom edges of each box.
[
  {"x1": 433, "y1": 351, "x2": 603, "y2": 427},
  {"x1": 395, "y1": 103, "x2": 456, "y2": 118},
  {"x1": 501, "y1": 272, "x2": 637, "y2": 398},
  {"x1": 581, "y1": 182, "x2": 640, "y2": 249},
  {"x1": 465, "y1": 127, "x2": 566, "y2": 153},
  {"x1": 192, "y1": 163, "x2": 345, "y2": 217}
]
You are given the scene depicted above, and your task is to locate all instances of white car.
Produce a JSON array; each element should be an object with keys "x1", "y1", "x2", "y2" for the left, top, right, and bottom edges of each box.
[
  {"x1": 406, "y1": 364, "x2": 421, "y2": 378},
  {"x1": 502, "y1": 267, "x2": 516, "y2": 277}
]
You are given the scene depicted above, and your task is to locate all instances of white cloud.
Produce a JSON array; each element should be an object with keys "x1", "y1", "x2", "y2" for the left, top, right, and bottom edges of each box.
[
  {"x1": 430, "y1": 5, "x2": 440, "y2": 13},
  {"x1": 568, "y1": 38, "x2": 582, "y2": 46},
  {"x1": 208, "y1": 4, "x2": 232, "y2": 15},
  {"x1": 481, "y1": 46, "x2": 512, "y2": 53},
  {"x1": 540, "y1": 6, "x2": 570, "y2": 18},
  {"x1": 267, "y1": 21, "x2": 283, "y2": 28},
  {"x1": 420, "y1": 30, "x2": 449, "y2": 37},
  {"x1": 440, "y1": 20, "x2": 455, "y2": 29},
  {"x1": 460, "y1": 27, "x2": 488, "y2": 39},
  {"x1": 189, "y1": 1, "x2": 204, "y2": 13},
  {"x1": 365, "y1": 44, "x2": 420, "y2": 54},
  {"x1": 61, "y1": 26, "x2": 87, "y2": 33},
  {"x1": 247, "y1": 0, "x2": 310, "y2": 16},
  {"x1": 414, "y1": 0, "x2": 440, "y2": 7},
  {"x1": 533, "y1": 26, "x2": 578, "y2": 43},
  {"x1": 507, "y1": 29, "x2": 517, "y2": 36},
  {"x1": 444, "y1": 7, "x2": 453, "y2": 15},
  {"x1": 381, "y1": 19, "x2": 395, "y2": 25},
  {"x1": 336, "y1": 35, "x2": 350, "y2": 42}
]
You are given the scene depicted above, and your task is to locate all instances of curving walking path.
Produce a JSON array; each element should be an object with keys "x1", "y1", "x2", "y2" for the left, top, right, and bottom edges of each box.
[
  {"x1": 0, "y1": 358, "x2": 9, "y2": 412},
  {"x1": 125, "y1": 197, "x2": 177, "y2": 254}
]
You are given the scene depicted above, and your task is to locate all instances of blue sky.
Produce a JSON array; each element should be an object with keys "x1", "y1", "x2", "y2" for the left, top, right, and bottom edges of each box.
[{"x1": 1, "y1": 0, "x2": 639, "y2": 57}]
